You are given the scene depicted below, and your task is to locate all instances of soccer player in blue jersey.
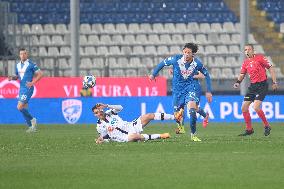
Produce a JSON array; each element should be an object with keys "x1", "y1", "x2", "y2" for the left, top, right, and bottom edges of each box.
[
  {"x1": 149, "y1": 43, "x2": 212, "y2": 141},
  {"x1": 8, "y1": 48, "x2": 43, "y2": 133}
]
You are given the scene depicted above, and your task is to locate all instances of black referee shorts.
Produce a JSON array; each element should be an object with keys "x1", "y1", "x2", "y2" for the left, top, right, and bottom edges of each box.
[{"x1": 244, "y1": 80, "x2": 268, "y2": 102}]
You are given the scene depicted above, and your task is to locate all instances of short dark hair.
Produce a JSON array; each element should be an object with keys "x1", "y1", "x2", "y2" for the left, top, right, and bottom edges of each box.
[
  {"x1": 183, "y1": 43, "x2": 198, "y2": 53},
  {"x1": 91, "y1": 103, "x2": 101, "y2": 112},
  {"x1": 19, "y1": 48, "x2": 28, "y2": 52},
  {"x1": 245, "y1": 44, "x2": 254, "y2": 50}
]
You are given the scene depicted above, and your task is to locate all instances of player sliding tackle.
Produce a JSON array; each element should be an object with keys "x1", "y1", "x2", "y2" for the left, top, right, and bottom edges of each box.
[{"x1": 93, "y1": 103, "x2": 180, "y2": 144}]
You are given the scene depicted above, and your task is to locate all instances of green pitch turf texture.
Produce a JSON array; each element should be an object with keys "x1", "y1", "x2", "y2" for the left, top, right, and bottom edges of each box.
[{"x1": 1, "y1": 123, "x2": 283, "y2": 189}]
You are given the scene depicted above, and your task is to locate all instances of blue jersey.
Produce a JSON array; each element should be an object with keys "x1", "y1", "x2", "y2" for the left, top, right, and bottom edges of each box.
[
  {"x1": 15, "y1": 59, "x2": 40, "y2": 93},
  {"x1": 152, "y1": 54, "x2": 212, "y2": 94}
]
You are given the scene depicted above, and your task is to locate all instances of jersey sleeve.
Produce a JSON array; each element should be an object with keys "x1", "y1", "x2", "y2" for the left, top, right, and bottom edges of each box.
[
  {"x1": 15, "y1": 64, "x2": 18, "y2": 76},
  {"x1": 198, "y1": 63, "x2": 212, "y2": 92},
  {"x1": 240, "y1": 61, "x2": 247, "y2": 74},
  {"x1": 32, "y1": 63, "x2": 40, "y2": 73},
  {"x1": 96, "y1": 123, "x2": 108, "y2": 137},
  {"x1": 259, "y1": 55, "x2": 272, "y2": 69},
  {"x1": 152, "y1": 55, "x2": 175, "y2": 77}
]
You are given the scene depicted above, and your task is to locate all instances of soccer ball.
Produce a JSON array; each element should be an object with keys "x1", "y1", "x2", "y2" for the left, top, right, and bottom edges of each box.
[{"x1": 83, "y1": 75, "x2": 96, "y2": 88}]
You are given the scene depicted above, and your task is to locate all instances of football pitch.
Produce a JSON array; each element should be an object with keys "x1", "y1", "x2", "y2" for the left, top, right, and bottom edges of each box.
[{"x1": 0, "y1": 123, "x2": 283, "y2": 189}]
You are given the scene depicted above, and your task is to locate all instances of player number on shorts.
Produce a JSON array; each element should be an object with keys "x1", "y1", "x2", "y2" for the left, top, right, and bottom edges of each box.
[{"x1": 20, "y1": 95, "x2": 27, "y2": 101}]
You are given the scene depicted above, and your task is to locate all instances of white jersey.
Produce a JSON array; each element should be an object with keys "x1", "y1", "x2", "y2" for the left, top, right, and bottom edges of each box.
[{"x1": 96, "y1": 107, "x2": 143, "y2": 142}]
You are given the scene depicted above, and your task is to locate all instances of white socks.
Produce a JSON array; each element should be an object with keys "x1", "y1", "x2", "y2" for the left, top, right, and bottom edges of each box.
[
  {"x1": 154, "y1": 113, "x2": 175, "y2": 120},
  {"x1": 141, "y1": 134, "x2": 161, "y2": 141}
]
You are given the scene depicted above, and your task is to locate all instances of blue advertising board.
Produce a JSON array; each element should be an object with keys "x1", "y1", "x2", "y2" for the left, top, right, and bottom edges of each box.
[{"x1": 0, "y1": 95, "x2": 283, "y2": 124}]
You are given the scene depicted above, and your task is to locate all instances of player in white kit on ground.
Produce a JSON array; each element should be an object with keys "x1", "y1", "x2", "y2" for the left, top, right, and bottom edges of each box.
[{"x1": 92, "y1": 103, "x2": 177, "y2": 144}]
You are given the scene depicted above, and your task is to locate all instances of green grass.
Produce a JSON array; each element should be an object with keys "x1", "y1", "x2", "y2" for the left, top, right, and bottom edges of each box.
[{"x1": 0, "y1": 123, "x2": 284, "y2": 189}]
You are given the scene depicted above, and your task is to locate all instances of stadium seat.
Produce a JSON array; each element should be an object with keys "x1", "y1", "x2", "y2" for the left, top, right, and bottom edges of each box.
[
  {"x1": 44, "y1": 24, "x2": 56, "y2": 34},
  {"x1": 92, "y1": 24, "x2": 104, "y2": 33},
  {"x1": 210, "y1": 68, "x2": 222, "y2": 79},
  {"x1": 80, "y1": 24, "x2": 92, "y2": 34},
  {"x1": 97, "y1": 46, "x2": 109, "y2": 55},
  {"x1": 60, "y1": 46, "x2": 71, "y2": 56},
  {"x1": 85, "y1": 46, "x2": 96, "y2": 55},
  {"x1": 145, "y1": 45, "x2": 157, "y2": 55},
  {"x1": 51, "y1": 35, "x2": 64, "y2": 45},
  {"x1": 219, "y1": 34, "x2": 232, "y2": 44},
  {"x1": 205, "y1": 45, "x2": 217, "y2": 55},
  {"x1": 152, "y1": 23, "x2": 165, "y2": 33},
  {"x1": 164, "y1": 23, "x2": 176, "y2": 33},
  {"x1": 172, "y1": 34, "x2": 183, "y2": 45},
  {"x1": 223, "y1": 22, "x2": 237, "y2": 33},
  {"x1": 112, "y1": 35, "x2": 124, "y2": 44},
  {"x1": 39, "y1": 47, "x2": 48, "y2": 57},
  {"x1": 187, "y1": 22, "x2": 200, "y2": 33},
  {"x1": 104, "y1": 23, "x2": 116, "y2": 33},
  {"x1": 129, "y1": 57, "x2": 141, "y2": 67},
  {"x1": 116, "y1": 23, "x2": 128, "y2": 33},
  {"x1": 148, "y1": 34, "x2": 160, "y2": 45},
  {"x1": 217, "y1": 45, "x2": 229, "y2": 54},
  {"x1": 175, "y1": 23, "x2": 187, "y2": 33},
  {"x1": 125, "y1": 69, "x2": 138, "y2": 77},
  {"x1": 42, "y1": 58, "x2": 55, "y2": 69},
  {"x1": 157, "y1": 45, "x2": 169, "y2": 55},
  {"x1": 100, "y1": 35, "x2": 112, "y2": 45},
  {"x1": 140, "y1": 23, "x2": 152, "y2": 33},
  {"x1": 31, "y1": 24, "x2": 43, "y2": 34},
  {"x1": 39, "y1": 35, "x2": 51, "y2": 45},
  {"x1": 48, "y1": 47, "x2": 60, "y2": 57},
  {"x1": 136, "y1": 34, "x2": 148, "y2": 44},
  {"x1": 160, "y1": 34, "x2": 172, "y2": 44},
  {"x1": 229, "y1": 45, "x2": 241, "y2": 54},
  {"x1": 222, "y1": 68, "x2": 234, "y2": 78},
  {"x1": 169, "y1": 45, "x2": 180, "y2": 54},
  {"x1": 88, "y1": 35, "x2": 100, "y2": 45},
  {"x1": 133, "y1": 45, "x2": 145, "y2": 54},
  {"x1": 184, "y1": 34, "x2": 196, "y2": 43},
  {"x1": 121, "y1": 46, "x2": 132, "y2": 55},
  {"x1": 208, "y1": 33, "x2": 220, "y2": 44},
  {"x1": 55, "y1": 24, "x2": 68, "y2": 34},
  {"x1": 128, "y1": 23, "x2": 140, "y2": 33},
  {"x1": 124, "y1": 34, "x2": 136, "y2": 45},
  {"x1": 80, "y1": 58, "x2": 93, "y2": 69},
  {"x1": 141, "y1": 57, "x2": 154, "y2": 68},
  {"x1": 93, "y1": 57, "x2": 105, "y2": 68},
  {"x1": 109, "y1": 46, "x2": 121, "y2": 55},
  {"x1": 211, "y1": 23, "x2": 223, "y2": 33},
  {"x1": 199, "y1": 23, "x2": 211, "y2": 32},
  {"x1": 110, "y1": 69, "x2": 125, "y2": 77},
  {"x1": 195, "y1": 34, "x2": 208, "y2": 44}
]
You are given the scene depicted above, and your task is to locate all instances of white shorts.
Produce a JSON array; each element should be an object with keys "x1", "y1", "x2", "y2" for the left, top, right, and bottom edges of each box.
[{"x1": 110, "y1": 117, "x2": 144, "y2": 143}]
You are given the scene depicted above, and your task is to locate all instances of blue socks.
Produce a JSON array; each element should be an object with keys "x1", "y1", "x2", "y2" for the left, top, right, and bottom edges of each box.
[
  {"x1": 189, "y1": 108, "x2": 197, "y2": 134},
  {"x1": 197, "y1": 108, "x2": 206, "y2": 118},
  {"x1": 20, "y1": 108, "x2": 33, "y2": 127}
]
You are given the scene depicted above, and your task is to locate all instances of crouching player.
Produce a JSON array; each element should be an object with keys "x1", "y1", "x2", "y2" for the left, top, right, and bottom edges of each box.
[{"x1": 92, "y1": 103, "x2": 176, "y2": 144}]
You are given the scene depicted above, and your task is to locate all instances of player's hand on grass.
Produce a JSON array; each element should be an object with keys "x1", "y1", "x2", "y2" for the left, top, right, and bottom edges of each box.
[
  {"x1": 96, "y1": 137, "x2": 104, "y2": 144},
  {"x1": 205, "y1": 92, "x2": 212, "y2": 103}
]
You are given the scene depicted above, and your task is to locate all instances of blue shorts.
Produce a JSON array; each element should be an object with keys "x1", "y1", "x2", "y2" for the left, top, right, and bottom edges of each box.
[
  {"x1": 173, "y1": 90, "x2": 201, "y2": 112},
  {"x1": 18, "y1": 88, "x2": 34, "y2": 104}
]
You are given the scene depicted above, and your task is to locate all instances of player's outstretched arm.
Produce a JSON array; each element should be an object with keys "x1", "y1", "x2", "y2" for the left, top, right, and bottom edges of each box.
[
  {"x1": 26, "y1": 70, "x2": 43, "y2": 88},
  {"x1": 233, "y1": 73, "x2": 245, "y2": 89},
  {"x1": 268, "y1": 66, "x2": 278, "y2": 91}
]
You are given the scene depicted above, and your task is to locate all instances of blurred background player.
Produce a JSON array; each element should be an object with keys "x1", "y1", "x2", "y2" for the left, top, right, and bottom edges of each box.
[
  {"x1": 92, "y1": 103, "x2": 172, "y2": 143},
  {"x1": 149, "y1": 43, "x2": 212, "y2": 141},
  {"x1": 8, "y1": 48, "x2": 43, "y2": 133},
  {"x1": 80, "y1": 86, "x2": 92, "y2": 97},
  {"x1": 233, "y1": 44, "x2": 278, "y2": 136}
]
